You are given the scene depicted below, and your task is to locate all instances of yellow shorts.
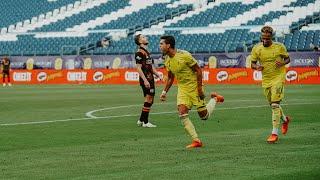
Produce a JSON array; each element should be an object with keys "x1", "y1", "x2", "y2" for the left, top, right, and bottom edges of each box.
[
  {"x1": 263, "y1": 83, "x2": 284, "y2": 103},
  {"x1": 177, "y1": 90, "x2": 206, "y2": 111}
]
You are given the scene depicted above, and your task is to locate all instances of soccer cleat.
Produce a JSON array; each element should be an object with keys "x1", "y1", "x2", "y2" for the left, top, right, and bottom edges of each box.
[
  {"x1": 142, "y1": 122, "x2": 157, "y2": 128},
  {"x1": 186, "y1": 140, "x2": 203, "y2": 149},
  {"x1": 281, "y1": 116, "x2": 291, "y2": 135},
  {"x1": 137, "y1": 120, "x2": 143, "y2": 127},
  {"x1": 3, "y1": 83, "x2": 6, "y2": 87},
  {"x1": 211, "y1": 92, "x2": 224, "y2": 103},
  {"x1": 8, "y1": 83, "x2": 12, "y2": 87},
  {"x1": 267, "y1": 134, "x2": 278, "y2": 144}
]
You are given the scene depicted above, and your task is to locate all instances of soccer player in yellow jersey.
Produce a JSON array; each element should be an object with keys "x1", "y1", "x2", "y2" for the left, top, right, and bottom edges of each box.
[
  {"x1": 159, "y1": 35, "x2": 224, "y2": 149},
  {"x1": 250, "y1": 26, "x2": 291, "y2": 143}
]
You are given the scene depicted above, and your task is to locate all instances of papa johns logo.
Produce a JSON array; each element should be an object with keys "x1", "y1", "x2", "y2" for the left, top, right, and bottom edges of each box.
[
  {"x1": 37, "y1": 72, "x2": 47, "y2": 82},
  {"x1": 93, "y1": 71, "x2": 104, "y2": 82},
  {"x1": 216, "y1": 71, "x2": 228, "y2": 82},
  {"x1": 286, "y1": 70, "x2": 297, "y2": 81}
]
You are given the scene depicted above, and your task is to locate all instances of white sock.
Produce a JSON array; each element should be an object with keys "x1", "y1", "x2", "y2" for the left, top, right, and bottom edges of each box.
[
  {"x1": 206, "y1": 98, "x2": 217, "y2": 118},
  {"x1": 272, "y1": 128, "x2": 279, "y2": 135}
]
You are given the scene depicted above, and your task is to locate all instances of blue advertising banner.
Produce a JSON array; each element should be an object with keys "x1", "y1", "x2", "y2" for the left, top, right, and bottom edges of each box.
[
  {"x1": 3, "y1": 51, "x2": 319, "y2": 69},
  {"x1": 287, "y1": 52, "x2": 319, "y2": 67}
]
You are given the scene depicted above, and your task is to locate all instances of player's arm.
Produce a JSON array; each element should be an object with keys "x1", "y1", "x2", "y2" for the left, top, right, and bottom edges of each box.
[
  {"x1": 276, "y1": 45, "x2": 290, "y2": 68},
  {"x1": 160, "y1": 70, "x2": 174, "y2": 101},
  {"x1": 135, "y1": 52, "x2": 150, "y2": 88},
  {"x1": 251, "y1": 61, "x2": 264, "y2": 71},
  {"x1": 136, "y1": 64, "x2": 150, "y2": 88},
  {"x1": 250, "y1": 46, "x2": 264, "y2": 71},
  {"x1": 276, "y1": 56, "x2": 290, "y2": 68},
  {"x1": 191, "y1": 64, "x2": 205, "y2": 100},
  {"x1": 152, "y1": 65, "x2": 162, "y2": 81}
]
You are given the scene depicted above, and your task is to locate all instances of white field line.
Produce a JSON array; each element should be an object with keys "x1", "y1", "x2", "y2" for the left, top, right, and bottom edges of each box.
[{"x1": 0, "y1": 102, "x2": 318, "y2": 126}]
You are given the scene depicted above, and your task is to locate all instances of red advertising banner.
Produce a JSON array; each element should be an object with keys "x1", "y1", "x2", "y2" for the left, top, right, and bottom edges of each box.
[{"x1": 3, "y1": 68, "x2": 320, "y2": 85}]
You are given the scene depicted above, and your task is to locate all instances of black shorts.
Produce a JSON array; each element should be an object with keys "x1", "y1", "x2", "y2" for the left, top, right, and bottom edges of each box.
[
  {"x1": 140, "y1": 81, "x2": 155, "y2": 97},
  {"x1": 2, "y1": 70, "x2": 9, "y2": 75}
]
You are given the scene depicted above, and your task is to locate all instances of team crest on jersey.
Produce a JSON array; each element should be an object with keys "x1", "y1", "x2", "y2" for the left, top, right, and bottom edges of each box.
[{"x1": 136, "y1": 55, "x2": 142, "y2": 60}]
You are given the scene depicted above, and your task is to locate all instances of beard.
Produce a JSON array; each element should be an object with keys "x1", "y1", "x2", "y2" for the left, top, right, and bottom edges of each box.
[{"x1": 263, "y1": 43, "x2": 270, "y2": 47}]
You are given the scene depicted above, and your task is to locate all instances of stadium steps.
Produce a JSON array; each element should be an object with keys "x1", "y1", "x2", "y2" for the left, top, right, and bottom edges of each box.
[{"x1": 33, "y1": 0, "x2": 130, "y2": 32}]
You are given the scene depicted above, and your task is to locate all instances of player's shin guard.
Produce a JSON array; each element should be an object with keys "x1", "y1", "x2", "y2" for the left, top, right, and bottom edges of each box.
[
  {"x1": 180, "y1": 114, "x2": 199, "y2": 140},
  {"x1": 271, "y1": 103, "x2": 281, "y2": 135},
  {"x1": 202, "y1": 98, "x2": 217, "y2": 120},
  {"x1": 139, "y1": 102, "x2": 152, "y2": 124}
]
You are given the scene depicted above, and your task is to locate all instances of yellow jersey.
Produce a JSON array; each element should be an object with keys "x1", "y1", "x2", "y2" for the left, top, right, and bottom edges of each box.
[
  {"x1": 250, "y1": 42, "x2": 289, "y2": 88},
  {"x1": 164, "y1": 50, "x2": 198, "y2": 92}
]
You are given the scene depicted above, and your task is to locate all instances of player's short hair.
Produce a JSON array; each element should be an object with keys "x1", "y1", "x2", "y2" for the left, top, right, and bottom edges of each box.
[
  {"x1": 160, "y1": 35, "x2": 175, "y2": 49},
  {"x1": 134, "y1": 34, "x2": 142, "y2": 45},
  {"x1": 261, "y1": 26, "x2": 273, "y2": 35},
  {"x1": 2, "y1": 57, "x2": 9, "y2": 61}
]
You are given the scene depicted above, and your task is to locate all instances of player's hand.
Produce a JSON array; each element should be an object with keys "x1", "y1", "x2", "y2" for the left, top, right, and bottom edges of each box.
[
  {"x1": 275, "y1": 60, "x2": 284, "y2": 68},
  {"x1": 256, "y1": 65, "x2": 264, "y2": 71},
  {"x1": 160, "y1": 90, "x2": 167, "y2": 101},
  {"x1": 144, "y1": 80, "x2": 150, "y2": 89}
]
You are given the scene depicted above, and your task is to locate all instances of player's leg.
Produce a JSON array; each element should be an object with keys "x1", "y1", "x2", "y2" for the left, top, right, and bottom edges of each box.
[
  {"x1": 267, "y1": 84, "x2": 285, "y2": 143},
  {"x1": 179, "y1": 105, "x2": 202, "y2": 148},
  {"x1": 263, "y1": 87, "x2": 278, "y2": 143},
  {"x1": 276, "y1": 85, "x2": 290, "y2": 135},
  {"x1": 177, "y1": 92, "x2": 202, "y2": 148},
  {"x1": 197, "y1": 92, "x2": 224, "y2": 120},
  {"x1": 267, "y1": 101, "x2": 281, "y2": 143},
  {"x1": 2, "y1": 73, "x2": 6, "y2": 86},
  {"x1": 6, "y1": 71, "x2": 11, "y2": 86},
  {"x1": 141, "y1": 94, "x2": 157, "y2": 128},
  {"x1": 138, "y1": 84, "x2": 156, "y2": 127}
]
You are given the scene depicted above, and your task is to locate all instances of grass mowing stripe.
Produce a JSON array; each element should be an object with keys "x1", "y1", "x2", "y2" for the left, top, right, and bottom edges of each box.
[{"x1": 1, "y1": 101, "x2": 318, "y2": 126}]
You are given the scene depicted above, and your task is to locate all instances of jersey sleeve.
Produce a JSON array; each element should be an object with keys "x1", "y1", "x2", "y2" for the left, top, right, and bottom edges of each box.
[
  {"x1": 135, "y1": 52, "x2": 144, "y2": 64},
  {"x1": 279, "y1": 44, "x2": 289, "y2": 58},
  {"x1": 185, "y1": 52, "x2": 197, "y2": 67},
  {"x1": 250, "y1": 45, "x2": 259, "y2": 63}
]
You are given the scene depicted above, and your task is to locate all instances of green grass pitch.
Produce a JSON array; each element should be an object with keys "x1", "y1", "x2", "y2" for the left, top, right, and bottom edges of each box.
[{"x1": 0, "y1": 84, "x2": 319, "y2": 179}]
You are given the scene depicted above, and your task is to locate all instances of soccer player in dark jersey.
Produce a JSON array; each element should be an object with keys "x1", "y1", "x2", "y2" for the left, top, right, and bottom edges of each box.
[
  {"x1": 134, "y1": 34, "x2": 162, "y2": 128},
  {"x1": 1, "y1": 57, "x2": 11, "y2": 87}
]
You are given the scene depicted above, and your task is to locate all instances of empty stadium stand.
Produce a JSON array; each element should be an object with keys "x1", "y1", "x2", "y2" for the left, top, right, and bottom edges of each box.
[{"x1": 0, "y1": 0, "x2": 319, "y2": 56}]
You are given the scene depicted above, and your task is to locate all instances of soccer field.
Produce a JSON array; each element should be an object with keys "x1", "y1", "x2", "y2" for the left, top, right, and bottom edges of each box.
[{"x1": 0, "y1": 84, "x2": 319, "y2": 179}]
